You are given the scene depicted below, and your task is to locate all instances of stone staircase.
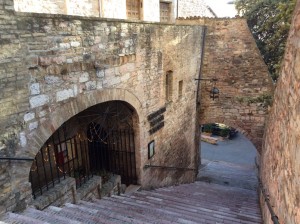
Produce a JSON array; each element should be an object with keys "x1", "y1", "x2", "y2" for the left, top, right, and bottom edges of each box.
[{"x1": 1, "y1": 181, "x2": 262, "y2": 224}]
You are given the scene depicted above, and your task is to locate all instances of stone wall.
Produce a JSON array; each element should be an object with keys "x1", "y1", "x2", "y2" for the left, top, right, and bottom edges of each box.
[
  {"x1": 31, "y1": 176, "x2": 102, "y2": 210},
  {"x1": 261, "y1": 1, "x2": 300, "y2": 223},
  {"x1": 177, "y1": 0, "x2": 214, "y2": 18},
  {"x1": 0, "y1": 0, "x2": 202, "y2": 214},
  {"x1": 177, "y1": 18, "x2": 274, "y2": 153}
]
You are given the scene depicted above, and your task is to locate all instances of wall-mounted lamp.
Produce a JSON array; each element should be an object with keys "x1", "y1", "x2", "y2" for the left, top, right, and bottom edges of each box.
[
  {"x1": 195, "y1": 78, "x2": 219, "y2": 101},
  {"x1": 210, "y1": 86, "x2": 219, "y2": 100}
]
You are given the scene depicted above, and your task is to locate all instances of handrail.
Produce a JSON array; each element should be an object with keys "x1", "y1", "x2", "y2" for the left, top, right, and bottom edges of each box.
[
  {"x1": 0, "y1": 157, "x2": 34, "y2": 161},
  {"x1": 255, "y1": 158, "x2": 280, "y2": 224},
  {"x1": 144, "y1": 164, "x2": 196, "y2": 171},
  {"x1": 258, "y1": 180, "x2": 280, "y2": 224}
]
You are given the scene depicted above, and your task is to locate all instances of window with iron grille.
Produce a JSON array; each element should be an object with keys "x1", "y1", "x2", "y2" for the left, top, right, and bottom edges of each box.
[
  {"x1": 178, "y1": 80, "x2": 183, "y2": 98},
  {"x1": 127, "y1": 0, "x2": 141, "y2": 20},
  {"x1": 160, "y1": 2, "x2": 171, "y2": 23}
]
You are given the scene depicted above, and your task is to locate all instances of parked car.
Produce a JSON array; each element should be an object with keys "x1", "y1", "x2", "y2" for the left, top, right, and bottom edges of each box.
[{"x1": 202, "y1": 123, "x2": 238, "y2": 139}]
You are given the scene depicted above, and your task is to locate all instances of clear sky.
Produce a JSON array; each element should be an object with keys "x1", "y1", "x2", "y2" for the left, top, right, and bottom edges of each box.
[{"x1": 204, "y1": 0, "x2": 238, "y2": 18}]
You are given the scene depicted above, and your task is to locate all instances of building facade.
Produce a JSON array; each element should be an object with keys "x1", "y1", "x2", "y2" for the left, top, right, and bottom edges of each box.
[{"x1": 0, "y1": 0, "x2": 274, "y2": 217}]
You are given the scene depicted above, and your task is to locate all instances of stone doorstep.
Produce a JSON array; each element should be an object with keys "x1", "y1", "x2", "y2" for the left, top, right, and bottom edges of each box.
[
  {"x1": 201, "y1": 135, "x2": 218, "y2": 145},
  {"x1": 124, "y1": 184, "x2": 141, "y2": 194},
  {"x1": 31, "y1": 176, "x2": 102, "y2": 210}
]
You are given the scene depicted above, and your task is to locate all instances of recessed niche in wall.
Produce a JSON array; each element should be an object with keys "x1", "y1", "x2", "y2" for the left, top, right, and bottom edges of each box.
[{"x1": 148, "y1": 140, "x2": 155, "y2": 159}]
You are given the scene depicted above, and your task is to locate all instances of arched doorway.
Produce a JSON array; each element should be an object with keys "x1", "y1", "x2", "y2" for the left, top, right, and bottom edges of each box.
[
  {"x1": 199, "y1": 123, "x2": 258, "y2": 190},
  {"x1": 29, "y1": 101, "x2": 138, "y2": 198}
]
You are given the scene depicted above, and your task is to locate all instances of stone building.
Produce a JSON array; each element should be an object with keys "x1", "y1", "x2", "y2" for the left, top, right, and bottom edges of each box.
[
  {"x1": 0, "y1": 0, "x2": 283, "y2": 222},
  {"x1": 13, "y1": 0, "x2": 215, "y2": 22}
]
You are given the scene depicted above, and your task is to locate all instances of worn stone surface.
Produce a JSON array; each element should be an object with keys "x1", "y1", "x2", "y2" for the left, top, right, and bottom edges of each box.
[
  {"x1": 177, "y1": 18, "x2": 274, "y2": 153},
  {"x1": 261, "y1": 1, "x2": 300, "y2": 223},
  {"x1": 31, "y1": 176, "x2": 102, "y2": 210},
  {"x1": 0, "y1": 0, "x2": 201, "y2": 214}
]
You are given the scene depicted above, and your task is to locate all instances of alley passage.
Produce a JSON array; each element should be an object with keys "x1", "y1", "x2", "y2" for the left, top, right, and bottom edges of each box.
[
  {"x1": 2, "y1": 180, "x2": 262, "y2": 224},
  {"x1": 1, "y1": 132, "x2": 262, "y2": 224}
]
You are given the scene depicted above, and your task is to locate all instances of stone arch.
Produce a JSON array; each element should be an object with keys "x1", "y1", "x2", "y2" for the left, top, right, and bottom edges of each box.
[
  {"x1": 21, "y1": 88, "x2": 144, "y2": 194},
  {"x1": 200, "y1": 118, "x2": 260, "y2": 154},
  {"x1": 26, "y1": 88, "x2": 144, "y2": 157}
]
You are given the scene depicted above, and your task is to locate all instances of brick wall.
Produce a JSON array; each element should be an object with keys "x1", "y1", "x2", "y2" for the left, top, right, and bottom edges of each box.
[
  {"x1": 261, "y1": 1, "x2": 300, "y2": 223},
  {"x1": 0, "y1": 0, "x2": 202, "y2": 214},
  {"x1": 177, "y1": 18, "x2": 274, "y2": 153}
]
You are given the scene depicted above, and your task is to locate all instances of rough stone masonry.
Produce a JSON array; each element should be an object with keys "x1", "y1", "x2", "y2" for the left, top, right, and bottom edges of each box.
[
  {"x1": 0, "y1": 0, "x2": 202, "y2": 214},
  {"x1": 261, "y1": 0, "x2": 300, "y2": 223},
  {"x1": 177, "y1": 18, "x2": 274, "y2": 153},
  {"x1": 0, "y1": 0, "x2": 276, "y2": 217}
]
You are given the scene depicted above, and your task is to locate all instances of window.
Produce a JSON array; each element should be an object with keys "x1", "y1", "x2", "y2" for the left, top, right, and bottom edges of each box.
[
  {"x1": 178, "y1": 80, "x2": 183, "y2": 98},
  {"x1": 160, "y1": 2, "x2": 171, "y2": 23},
  {"x1": 127, "y1": 0, "x2": 141, "y2": 20},
  {"x1": 166, "y1": 71, "x2": 173, "y2": 102}
]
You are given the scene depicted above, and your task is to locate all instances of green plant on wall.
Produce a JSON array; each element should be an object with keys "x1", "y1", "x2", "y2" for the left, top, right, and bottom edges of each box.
[{"x1": 236, "y1": 93, "x2": 273, "y2": 108}]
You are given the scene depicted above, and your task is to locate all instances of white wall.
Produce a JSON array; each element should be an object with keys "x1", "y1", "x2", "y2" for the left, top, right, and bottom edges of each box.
[
  {"x1": 143, "y1": 0, "x2": 160, "y2": 22},
  {"x1": 101, "y1": 0, "x2": 127, "y2": 19},
  {"x1": 178, "y1": 0, "x2": 214, "y2": 18}
]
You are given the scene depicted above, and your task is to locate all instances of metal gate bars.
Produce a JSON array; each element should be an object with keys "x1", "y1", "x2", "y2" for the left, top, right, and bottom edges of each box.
[
  {"x1": 29, "y1": 127, "x2": 137, "y2": 198},
  {"x1": 88, "y1": 129, "x2": 137, "y2": 186}
]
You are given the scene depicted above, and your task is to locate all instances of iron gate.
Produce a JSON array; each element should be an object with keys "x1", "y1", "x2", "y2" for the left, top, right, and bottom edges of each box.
[
  {"x1": 88, "y1": 127, "x2": 137, "y2": 186},
  {"x1": 29, "y1": 101, "x2": 138, "y2": 197}
]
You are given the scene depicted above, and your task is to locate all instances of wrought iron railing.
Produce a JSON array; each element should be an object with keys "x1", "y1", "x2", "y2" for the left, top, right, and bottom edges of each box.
[
  {"x1": 28, "y1": 127, "x2": 137, "y2": 198},
  {"x1": 255, "y1": 158, "x2": 280, "y2": 224},
  {"x1": 29, "y1": 128, "x2": 94, "y2": 198}
]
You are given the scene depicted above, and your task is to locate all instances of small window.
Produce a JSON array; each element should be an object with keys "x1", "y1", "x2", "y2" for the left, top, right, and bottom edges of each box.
[
  {"x1": 160, "y1": 2, "x2": 171, "y2": 23},
  {"x1": 166, "y1": 71, "x2": 173, "y2": 102},
  {"x1": 127, "y1": 0, "x2": 141, "y2": 20},
  {"x1": 178, "y1": 80, "x2": 183, "y2": 98}
]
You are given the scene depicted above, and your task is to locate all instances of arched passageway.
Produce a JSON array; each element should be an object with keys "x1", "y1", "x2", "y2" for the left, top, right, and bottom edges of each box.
[
  {"x1": 199, "y1": 123, "x2": 258, "y2": 190},
  {"x1": 29, "y1": 101, "x2": 138, "y2": 198}
]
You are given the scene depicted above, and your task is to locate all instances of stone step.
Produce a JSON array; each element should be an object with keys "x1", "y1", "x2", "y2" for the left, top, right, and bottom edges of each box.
[
  {"x1": 153, "y1": 184, "x2": 261, "y2": 212},
  {"x1": 108, "y1": 194, "x2": 255, "y2": 224},
  {"x1": 44, "y1": 205, "x2": 114, "y2": 224},
  {"x1": 78, "y1": 200, "x2": 172, "y2": 224},
  {"x1": 133, "y1": 190, "x2": 262, "y2": 220},
  {"x1": 95, "y1": 197, "x2": 198, "y2": 224},
  {"x1": 22, "y1": 207, "x2": 82, "y2": 224},
  {"x1": 159, "y1": 182, "x2": 260, "y2": 205},
  {"x1": 64, "y1": 202, "x2": 148, "y2": 224},
  {"x1": 0, "y1": 177, "x2": 263, "y2": 224},
  {"x1": 116, "y1": 192, "x2": 261, "y2": 224},
  {"x1": 2, "y1": 212, "x2": 50, "y2": 224},
  {"x1": 124, "y1": 184, "x2": 141, "y2": 194}
]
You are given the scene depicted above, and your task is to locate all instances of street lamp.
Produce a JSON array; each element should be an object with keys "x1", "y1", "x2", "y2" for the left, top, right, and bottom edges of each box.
[{"x1": 195, "y1": 78, "x2": 219, "y2": 100}]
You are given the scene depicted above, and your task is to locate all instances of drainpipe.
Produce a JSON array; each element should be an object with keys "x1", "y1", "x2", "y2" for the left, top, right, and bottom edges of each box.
[
  {"x1": 196, "y1": 26, "x2": 207, "y2": 106},
  {"x1": 98, "y1": 0, "x2": 102, "y2": 17},
  {"x1": 176, "y1": 0, "x2": 179, "y2": 18},
  {"x1": 194, "y1": 26, "x2": 207, "y2": 176}
]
